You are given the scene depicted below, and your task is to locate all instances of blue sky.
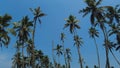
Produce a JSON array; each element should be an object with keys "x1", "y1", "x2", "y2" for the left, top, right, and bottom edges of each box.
[{"x1": 0, "y1": 0, "x2": 120, "y2": 68}]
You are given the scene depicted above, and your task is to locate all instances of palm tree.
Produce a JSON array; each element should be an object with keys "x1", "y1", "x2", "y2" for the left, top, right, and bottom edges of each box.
[
  {"x1": 89, "y1": 27, "x2": 100, "y2": 68},
  {"x1": 108, "y1": 24, "x2": 120, "y2": 65},
  {"x1": 13, "y1": 16, "x2": 33, "y2": 68},
  {"x1": 13, "y1": 16, "x2": 33, "y2": 42},
  {"x1": 12, "y1": 52, "x2": 22, "y2": 68},
  {"x1": 80, "y1": 0, "x2": 107, "y2": 27},
  {"x1": 30, "y1": 7, "x2": 45, "y2": 43},
  {"x1": 52, "y1": 41, "x2": 57, "y2": 68},
  {"x1": 60, "y1": 32, "x2": 67, "y2": 68},
  {"x1": 64, "y1": 15, "x2": 80, "y2": 34},
  {"x1": 65, "y1": 48, "x2": 71, "y2": 68},
  {"x1": 80, "y1": 0, "x2": 112, "y2": 67},
  {"x1": 105, "y1": 5, "x2": 120, "y2": 24},
  {"x1": 64, "y1": 15, "x2": 82, "y2": 68},
  {"x1": 54, "y1": 44, "x2": 63, "y2": 68},
  {"x1": 41, "y1": 56, "x2": 50, "y2": 68},
  {"x1": 30, "y1": 7, "x2": 45, "y2": 68},
  {"x1": 0, "y1": 14, "x2": 12, "y2": 47},
  {"x1": 107, "y1": 5, "x2": 120, "y2": 51},
  {"x1": 74, "y1": 35, "x2": 83, "y2": 68}
]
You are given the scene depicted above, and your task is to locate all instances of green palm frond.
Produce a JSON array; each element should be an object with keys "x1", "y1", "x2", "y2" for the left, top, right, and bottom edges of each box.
[{"x1": 64, "y1": 15, "x2": 80, "y2": 34}]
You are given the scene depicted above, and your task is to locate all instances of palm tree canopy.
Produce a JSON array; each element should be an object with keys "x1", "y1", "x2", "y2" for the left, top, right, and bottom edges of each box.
[
  {"x1": 0, "y1": 14, "x2": 12, "y2": 47},
  {"x1": 105, "y1": 5, "x2": 120, "y2": 24},
  {"x1": 0, "y1": 14, "x2": 12, "y2": 27},
  {"x1": 65, "y1": 48, "x2": 72, "y2": 61},
  {"x1": 89, "y1": 27, "x2": 99, "y2": 38},
  {"x1": 13, "y1": 16, "x2": 33, "y2": 42},
  {"x1": 60, "y1": 32, "x2": 65, "y2": 42},
  {"x1": 80, "y1": 0, "x2": 108, "y2": 27},
  {"x1": 54, "y1": 44, "x2": 63, "y2": 56},
  {"x1": 64, "y1": 15, "x2": 80, "y2": 34},
  {"x1": 74, "y1": 35, "x2": 83, "y2": 47},
  {"x1": 30, "y1": 7, "x2": 46, "y2": 24}
]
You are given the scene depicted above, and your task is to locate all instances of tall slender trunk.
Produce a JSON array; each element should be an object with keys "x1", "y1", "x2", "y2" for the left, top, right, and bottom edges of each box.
[
  {"x1": 93, "y1": 38, "x2": 100, "y2": 68},
  {"x1": 77, "y1": 46, "x2": 83, "y2": 68},
  {"x1": 32, "y1": 20, "x2": 37, "y2": 68},
  {"x1": 58, "y1": 56, "x2": 60, "y2": 68},
  {"x1": 102, "y1": 29, "x2": 110, "y2": 68},
  {"x1": 110, "y1": 49, "x2": 120, "y2": 65},
  {"x1": 66, "y1": 53, "x2": 70, "y2": 68},
  {"x1": 32, "y1": 19, "x2": 37, "y2": 44},
  {"x1": 62, "y1": 41, "x2": 67, "y2": 68},
  {"x1": 68, "y1": 60, "x2": 70, "y2": 68},
  {"x1": 52, "y1": 41, "x2": 57, "y2": 68}
]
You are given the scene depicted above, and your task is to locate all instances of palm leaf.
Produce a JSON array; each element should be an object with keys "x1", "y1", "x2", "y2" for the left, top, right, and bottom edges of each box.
[{"x1": 75, "y1": 24, "x2": 80, "y2": 29}]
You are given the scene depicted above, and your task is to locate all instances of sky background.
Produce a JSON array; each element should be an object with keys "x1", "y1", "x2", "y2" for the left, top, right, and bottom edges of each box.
[{"x1": 0, "y1": 0, "x2": 120, "y2": 68}]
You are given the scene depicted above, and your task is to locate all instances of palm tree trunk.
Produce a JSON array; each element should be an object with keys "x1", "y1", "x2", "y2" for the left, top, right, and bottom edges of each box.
[
  {"x1": 77, "y1": 46, "x2": 83, "y2": 68},
  {"x1": 52, "y1": 41, "x2": 57, "y2": 68},
  {"x1": 68, "y1": 59, "x2": 70, "y2": 68},
  {"x1": 93, "y1": 38, "x2": 100, "y2": 68},
  {"x1": 32, "y1": 20, "x2": 37, "y2": 68},
  {"x1": 102, "y1": 29, "x2": 110, "y2": 68},
  {"x1": 110, "y1": 49, "x2": 120, "y2": 65},
  {"x1": 58, "y1": 56, "x2": 60, "y2": 68},
  {"x1": 105, "y1": 47, "x2": 110, "y2": 68},
  {"x1": 67, "y1": 53, "x2": 71, "y2": 68},
  {"x1": 62, "y1": 41, "x2": 67, "y2": 68}
]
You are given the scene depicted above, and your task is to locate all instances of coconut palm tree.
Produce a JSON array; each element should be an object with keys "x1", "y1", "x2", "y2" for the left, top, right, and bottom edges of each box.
[
  {"x1": 80, "y1": 0, "x2": 111, "y2": 67},
  {"x1": 0, "y1": 14, "x2": 12, "y2": 47},
  {"x1": 108, "y1": 24, "x2": 120, "y2": 65},
  {"x1": 13, "y1": 16, "x2": 33, "y2": 68},
  {"x1": 30, "y1": 7, "x2": 45, "y2": 68},
  {"x1": 12, "y1": 52, "x2": 22, "y2": 68},
  {"x1": 52, "y1": 41, "x2": 58, "y2": 68},
  {"x1": 65, "y1": 48, "x2": 71, "y2": 68},
  {"x1": 80, "y1": 0, "x2": 106, "y2": 26},
  {"x1": 60, "y1": 32, "x2": 67, "y2": 68},
  {"x1": 64, "y1": 15, "x2": 82, "y2": 68},
  {"x1": 13, "y1": 16, "x2": 33, "y2": 43},
  {"x1": 41, "y1": 56, "x2": 50, "y2": 68},
  {"x1": 107, "y1": 5, "x2": 120, "y2": 51},
  {"x1": 89, "y1": 27, "x2": 100, "y2": 68},
  {"x1": 74, "y1": 35, "x2": 83, "y2": 68},
  {"x1": 105, "y1": 5, "x2": 120, "y2": 24},
  {"x1": 54, "y1": 44, "x2": 63, "y2": 68},
  {"x1": 64, "y1": 15, "x2": 80, "y2": 34},
  {"x1": 30, "y1": 7, "x2": 45, "y2": 43}
]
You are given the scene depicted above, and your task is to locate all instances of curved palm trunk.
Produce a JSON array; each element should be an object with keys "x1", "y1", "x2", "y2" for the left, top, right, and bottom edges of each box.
[
  {"x1": 110, "y1": 49, "x2": 120, "y2": 65},
  {"x1": 102, "y1": 29, "x2": 110, "y2": 68},
  {"x1": 93, "y1": 38, "x2": 100, "y2": 68},
  {"x1": 76, "y1": 46, "x2": 83, "y2": 68}
]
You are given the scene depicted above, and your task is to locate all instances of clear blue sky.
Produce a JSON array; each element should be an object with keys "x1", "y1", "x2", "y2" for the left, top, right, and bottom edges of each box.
[{"x1": 0, "y1": 0, "x2": 120, "y2": 68}]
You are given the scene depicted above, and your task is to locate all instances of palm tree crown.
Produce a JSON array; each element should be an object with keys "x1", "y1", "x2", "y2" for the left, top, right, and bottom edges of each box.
[
  {"x1": 89, "y1": 27, "x2": 99, "y2": 38},
  {"x1": 64, "y1": 15, "x2": 80, "y2": 34},
  {"x1": 0, "y1": 14, "x2": 12, "y2": 47},
  {"x1": 13, "y1": 16, "x2": 33, "y2": 42}
]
